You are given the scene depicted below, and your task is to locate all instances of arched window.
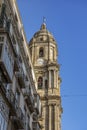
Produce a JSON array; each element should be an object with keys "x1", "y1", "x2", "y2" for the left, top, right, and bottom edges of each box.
[
  {"x1": 51, "y1": 70, "x2": 54, "y2": 88},
  {"x1": 39, "y1": 47, "x2": 44, "y2": 57},
  {"x1": 38, "y1": 76, "x2": 43, "y2": 89}
]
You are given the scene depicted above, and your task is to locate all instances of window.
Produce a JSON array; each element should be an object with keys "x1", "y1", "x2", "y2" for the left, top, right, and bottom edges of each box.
[
  {"x1": 40, "y1": 37, "x2": 43, "y2": 41},
  {"x1": 3, "y1": 42, "x2": 13, "y2": 80},
  {"x1": 38, "y1": 77, "x2": 43, "y2": 89},
  {"x1": 39, "y1": 47, "x2": 44, "y2": 57},
  {"x1": 0, "y1": 36, "x2": 4, "y2": 42},
  {"x1": 45, "y1": 79, "x2": 48, "y2": 89},
  {"x1": 51, "y1": 70, "x2": 54, "y2": 88},
  {"x1": 6, "y1": 19, "x2": 11, "y2": 32}
]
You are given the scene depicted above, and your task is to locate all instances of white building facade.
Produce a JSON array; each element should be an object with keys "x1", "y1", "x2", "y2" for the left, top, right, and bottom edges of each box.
[{"x1": 0, "y1": 0, "x2": 41, "y2": 130}]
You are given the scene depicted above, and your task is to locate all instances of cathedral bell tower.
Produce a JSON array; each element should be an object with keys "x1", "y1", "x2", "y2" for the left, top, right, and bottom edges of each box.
[{"x1": 29, "y1": 22, "x2": 62, "y2": 130}]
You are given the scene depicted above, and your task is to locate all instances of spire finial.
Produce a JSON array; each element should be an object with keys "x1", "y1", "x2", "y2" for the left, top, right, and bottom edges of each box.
[
  {"x1": 40, "y1": 17, "x2": 46, "y2": 30},
  {"x1": 43, "y1": 16, "x2": 46, "y2": 24}
]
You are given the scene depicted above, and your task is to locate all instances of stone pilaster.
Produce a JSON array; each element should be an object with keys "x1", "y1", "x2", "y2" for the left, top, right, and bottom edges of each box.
[
  {"x1": 56, "y1": 71, "x2": 58, "y2": 88},
  {"x1": 55, "y1": 105, "x2": 58, "y2": 130},
  {"x1": 54, "y1": 70, "x2": 56, "y2": 88},
  {"x1": 49, "y1": 105, "x2": 52, "y2": 130},
  {"x1": 42, "y1": 106, "x2": 45, "y2": 130},
  {"x1": 49, "y1": 70, "x2": 51, "y2": 88}
]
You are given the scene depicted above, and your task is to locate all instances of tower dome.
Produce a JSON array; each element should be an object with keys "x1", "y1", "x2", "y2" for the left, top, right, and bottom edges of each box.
[
  {"x1": 29, "y1": 23, "x2": 56, "y2": 45},
  {"x1": 29, "y1": 23, "x2": 58, "y2": 65}
]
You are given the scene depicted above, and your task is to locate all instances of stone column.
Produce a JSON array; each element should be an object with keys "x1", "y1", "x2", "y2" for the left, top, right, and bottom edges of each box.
[
  {"x1": 54, "y1": 70, "x2": 56, "y2": 88},
  {"x1": 45, "y1": 105, "x2": 49, "y2": 130},
  {"x1": 51, "y1": 104, "x2": 55, "y2": 130},
  {"x1": 57, "y1": 105, "x2": 60, "y2": 130},
  {"x1": 55, "y1": 105, "x2": 58, "y2": 130},
  {"x1": 42, "y1": 106, "x2": 45, "y2": 130},
  {"x1": 49, "y1": 105, "x2": 52, "y2": 130},
  {"x1": 56, "y1": 70, "x2": 58, "y2": 88}
]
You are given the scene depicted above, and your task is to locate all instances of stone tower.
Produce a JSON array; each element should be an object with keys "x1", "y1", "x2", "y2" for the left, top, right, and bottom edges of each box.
[{"x1": 29, "y1": 22, "x2": 62, "y2": 130}]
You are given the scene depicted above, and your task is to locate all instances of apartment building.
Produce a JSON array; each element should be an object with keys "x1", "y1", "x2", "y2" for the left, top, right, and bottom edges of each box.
[{"x1": 0, "y1": 0, "x2": 41, "y2": 130}]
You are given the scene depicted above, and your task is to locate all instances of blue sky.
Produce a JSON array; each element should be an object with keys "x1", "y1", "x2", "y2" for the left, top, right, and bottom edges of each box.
[{"x1": 17, "y1": 0, "x2": 87, "y2": 130}]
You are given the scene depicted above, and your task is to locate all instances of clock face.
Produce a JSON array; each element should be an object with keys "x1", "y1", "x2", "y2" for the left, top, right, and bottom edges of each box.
[{"x1": 37, "y1": 58, "x2": 44, "y2": 65}]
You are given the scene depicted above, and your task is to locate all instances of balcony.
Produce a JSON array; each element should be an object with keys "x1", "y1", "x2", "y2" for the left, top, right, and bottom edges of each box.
[
  {"x1": 15, "y1": 68, "x2": 26, "y2": 88},
  {"x1": 0, "y1": 83, "x2": 17, "y2": 111},
  {"x1": 0, "y1": 3, "x2": 11, "y2": 34},
  {"x1": 0, "y1": 43, "x2": 13, "y2": 82},
  {"x1": 32, "y1": 121, "x2": 41, "y2": 130},
  {"x1": 0, "y1": 83, "x2": 16, "y2": 110},
  {"x1": 24, "y1": 89, "x2": 34, "y2": 113},
  {"x1": 0, "y1": 17, "x2": 10, "y2": 34},
  {"x1": 3, "y1": 84, "x2": 25, "y2": 129},
  {"x1": 34, "y1": 94, "x2": 41, "y2": 115},
  {"x1": 6, "y1": 84, "x2": 15, "y2": 104},
  {"x1": 0, "y1": 4, "x2": 17, "y2": 55},
  {"x1": 0, "y1": 3, "x2": 6, "y2": 27},
  {"x1": 11, "y1": 107, "x2": 25, "y2": 129},
  {"x1": 6, "y1": 89, "x2": 24, "y2": 129}
]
